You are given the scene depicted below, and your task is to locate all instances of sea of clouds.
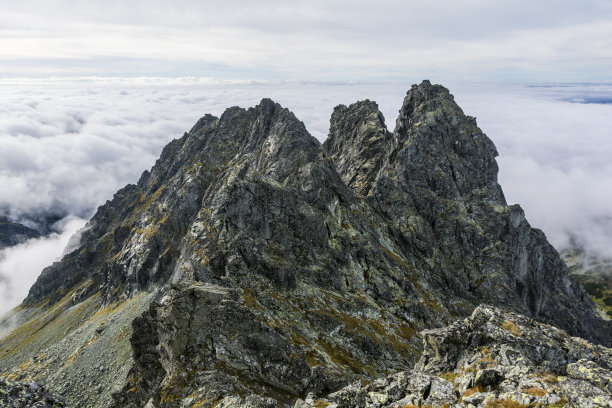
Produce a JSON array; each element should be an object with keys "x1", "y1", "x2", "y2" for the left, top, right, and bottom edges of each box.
[
  {"x1": 0, "y1": 78, "x2": 611, "y2": 315},
  {"x1": 0, "y1": 216, "x2": 85, "y2": 320}
]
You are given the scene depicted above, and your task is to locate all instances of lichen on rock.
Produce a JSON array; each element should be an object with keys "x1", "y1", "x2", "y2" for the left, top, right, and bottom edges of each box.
[{"x1": 299, "y1": 305, "x2": 612, "y2": 408}]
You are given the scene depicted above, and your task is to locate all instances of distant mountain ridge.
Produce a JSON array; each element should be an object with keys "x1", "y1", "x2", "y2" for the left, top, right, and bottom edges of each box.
[
  {"x1": 562, "y1": 246, "x2": 612, "y2": 320},
  {"x1": 0, "y1": 216, "x2": 40, "y2": 250},
  {"x1": 0, "y1": 81, "x2": 610, "y2": 407}
]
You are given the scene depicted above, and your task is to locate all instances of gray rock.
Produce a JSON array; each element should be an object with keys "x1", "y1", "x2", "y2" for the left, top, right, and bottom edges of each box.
[
  {"x1": 0, "y1": 378, "x2": 66, "y2": 407},
  {"x1": 327, "y1": 382, "x2": 367, "y2": 407},
  {"x1": 424, "y1": 377, "x2": 457, "y2": 405},
  {"x1": 474, "y1": 368, "x2": 504, "y2": 387},
  {"x1": 306, "y1": 305, "x2": 612, "y2": 407}
]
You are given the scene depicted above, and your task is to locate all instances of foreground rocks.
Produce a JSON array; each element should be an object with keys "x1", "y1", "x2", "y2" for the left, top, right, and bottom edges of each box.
[
  {"x1": 0, "y1": 378, "x2": 66, "y2": 407},
  {"x1": 298, "y1": 305, "x2": 612, "y2": 408}
]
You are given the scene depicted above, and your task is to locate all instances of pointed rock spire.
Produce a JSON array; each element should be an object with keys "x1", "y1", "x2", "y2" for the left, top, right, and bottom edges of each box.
[
  {"x1": 393, "y1": 80, "x2": 505, "y2": 205},
  {"x1": 323, "y1": 100, "x2": 392, "y2": 196}
]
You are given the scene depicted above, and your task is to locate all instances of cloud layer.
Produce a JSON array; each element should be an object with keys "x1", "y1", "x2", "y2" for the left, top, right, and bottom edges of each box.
[
  {"x1": 0, "y1": 79, "x2": 611, "y2": 316},
  {"x1": 1, "y1": 1, "x2": 611, "y2": 81},
  {"x1": 0, "y1": 216, "x2": 86, "y2": 319}
]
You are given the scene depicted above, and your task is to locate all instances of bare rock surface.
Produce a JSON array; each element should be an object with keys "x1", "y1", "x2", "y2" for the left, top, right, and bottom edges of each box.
[
  {"x1": 300, "y1": 305, "x2": 612, "y2": 408},
  {"x1": 0, "y1": 378, "x2": 66, "y2": 407}
]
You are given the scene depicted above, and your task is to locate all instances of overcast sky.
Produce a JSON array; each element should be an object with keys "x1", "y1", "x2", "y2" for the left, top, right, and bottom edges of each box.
[{"x1": 1, "y1": 0, "x2": 611, "y2": 81}]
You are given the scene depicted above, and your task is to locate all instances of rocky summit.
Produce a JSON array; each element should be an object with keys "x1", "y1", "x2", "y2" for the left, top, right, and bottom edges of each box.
[{"x1": 0, "y1": 81, "x2": 610, "y2": 408}]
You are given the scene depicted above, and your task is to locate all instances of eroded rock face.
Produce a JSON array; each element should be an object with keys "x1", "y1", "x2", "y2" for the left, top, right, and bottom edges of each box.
[
  {"x1": 115, "y1": 283, "x2": 316, "y2": 407},
  {"x1": 300, "y1": 305, "x2": 612, "y2": 408},
  {"x1": 325, "y1": 81, "x2": 608, "y2": 346},
  {"x1": 1, "y1": 82, "x2": 610, "y2": 407},
  {"x1": 0, "y1": 378, "x2": 66, "y2": 407}
]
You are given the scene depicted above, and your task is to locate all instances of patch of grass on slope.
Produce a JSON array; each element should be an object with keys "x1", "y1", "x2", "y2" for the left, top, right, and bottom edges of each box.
[{"x1": 561, "y1": 248, "x2": 612, "y2": 319}]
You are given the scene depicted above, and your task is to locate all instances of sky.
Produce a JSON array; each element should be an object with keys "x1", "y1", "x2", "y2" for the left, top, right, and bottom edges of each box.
[
  {"x1": 0, "y1": 1, "x2": 611, "y2": 315},
  {"x1": 1, "y1": 0, "x2": 612, "y2": 81}
]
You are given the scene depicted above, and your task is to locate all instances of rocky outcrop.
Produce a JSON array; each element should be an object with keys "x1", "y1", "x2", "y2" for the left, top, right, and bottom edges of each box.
[
  {"x1": 325, "y1": 81, "x2": 608, "y2": 346},
  {"x1": 299, "y1": 305, "x2": 612, "y2": 408},
  {"x1": 1, "y1": 82, "x2": 610, "y2": 407},
  {"x1": 114, "y1": 283, "x2": 317, "y2": 407},
  {"x1": 0, "y1": 217, "x2": 40, "y2": 250},
  {"x1": 0, "y1": 378, "x2": 66, "y2": 407}
]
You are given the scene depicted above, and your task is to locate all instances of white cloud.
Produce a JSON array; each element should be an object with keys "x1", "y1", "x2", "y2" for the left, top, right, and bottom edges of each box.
[
  {"x1": 0, "y1": 216, "x2": 86, "y2": 318},
  {"x1": 0, "y1": 79, "x2": 413, "y2": 223}
]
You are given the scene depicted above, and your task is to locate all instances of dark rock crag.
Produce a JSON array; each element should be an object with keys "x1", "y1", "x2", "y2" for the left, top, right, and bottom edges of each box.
[
  {"x1": 300, "y1": 305, "x2": 612, "y2": 408},
  {"x1": 0, "y1": 81, "x2": 610, "y2": 407}
]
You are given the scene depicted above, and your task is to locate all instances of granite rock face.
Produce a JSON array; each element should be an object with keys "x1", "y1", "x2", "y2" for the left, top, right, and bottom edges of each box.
[
  {"x1": 299, "y1": 305, "x2": 612, "y2": 408},
  {"x1": 0, "y1": 81, "x2": 610, "y2": 407},
  {"x1": 0, "y1": 378, "x2": 66, "y2": 407}
]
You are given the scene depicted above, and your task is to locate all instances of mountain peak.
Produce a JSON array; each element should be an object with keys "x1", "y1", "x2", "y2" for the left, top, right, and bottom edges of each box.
[
  {"x1": 323, "y1": 99, "x2": 391, "y2": 196},
  {"x1": 325, "y1": 80, "x2": 504, "y2": 206},
  {"x1": 394, "y1": 80, "x2": 455, "y2": 134},
  {"x1": 2, "y1": 82, "x2": 610, "y2": 408},
  {"x1": 393, "y1": 79, "x2": 505, "y2": 205}
]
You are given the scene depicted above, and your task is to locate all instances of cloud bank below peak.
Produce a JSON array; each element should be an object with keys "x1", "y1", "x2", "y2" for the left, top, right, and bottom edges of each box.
[{"x1": 0, "y1": 216, "x2": 86, "y2": 320}]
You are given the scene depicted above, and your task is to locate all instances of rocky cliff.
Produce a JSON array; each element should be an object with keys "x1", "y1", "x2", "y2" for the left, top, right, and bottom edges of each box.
[{"x1": 0, "y1": 81, "x2": 610, "y2": 408}]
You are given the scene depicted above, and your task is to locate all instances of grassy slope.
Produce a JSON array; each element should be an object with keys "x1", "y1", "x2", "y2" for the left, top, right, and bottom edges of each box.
[
  {"x1": 561, "y1": 249, "x2": 612, "y2": 320},
  {"x1": 0, "y1": 283, "x2": 154, "y2": 408}
]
